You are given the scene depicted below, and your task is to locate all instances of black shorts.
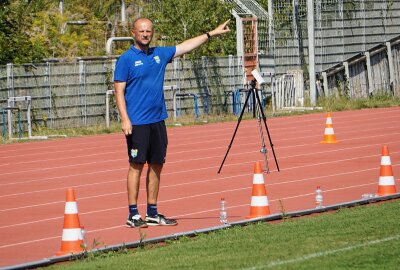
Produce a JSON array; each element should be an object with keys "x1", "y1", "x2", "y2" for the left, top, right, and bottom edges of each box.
[{"x1": 125, "y1": 120, "x2": 168, "y2": 164}]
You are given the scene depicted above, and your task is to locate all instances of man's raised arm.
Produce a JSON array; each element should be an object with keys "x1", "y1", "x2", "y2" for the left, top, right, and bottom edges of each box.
[{"x1": 174, "y1": 20, "x2": 230, "y2": 58}]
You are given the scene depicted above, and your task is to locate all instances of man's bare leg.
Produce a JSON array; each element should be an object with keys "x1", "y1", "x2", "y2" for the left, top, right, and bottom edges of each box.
[
  {"x1": 146, "y1": 163, "x2": 162, "y2": 205},
  {"x1": 144, "y1": 163, "x2": 177, "y2": 225},
  {"x1": 127, "y1": 162, "x2": 145, "y2": 205},
  {"x1": 126, "y1": 162, "x2": 148, "y2": 228}
]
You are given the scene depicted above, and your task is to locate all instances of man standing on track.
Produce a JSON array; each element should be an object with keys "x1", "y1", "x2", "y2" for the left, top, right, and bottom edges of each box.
[{"x1": 114, "y1": 17, "x2": 230, "y2": 228}]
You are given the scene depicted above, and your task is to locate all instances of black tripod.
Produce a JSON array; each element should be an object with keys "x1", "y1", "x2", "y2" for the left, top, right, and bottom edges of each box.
[{"x1": 218, "y1": 79, "x2": 280, "y2": 173}]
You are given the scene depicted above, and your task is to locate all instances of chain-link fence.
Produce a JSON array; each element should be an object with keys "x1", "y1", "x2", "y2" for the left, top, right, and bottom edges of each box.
[
  {"x1": 271, "y1": 0, "x2": 400, "y2": 98},
  {"x1": 0, "y1": 55, "x2": 274, "y2": 136},
  {"x1": 272, "y1": 0, "x2": 400, "y2": 73}
]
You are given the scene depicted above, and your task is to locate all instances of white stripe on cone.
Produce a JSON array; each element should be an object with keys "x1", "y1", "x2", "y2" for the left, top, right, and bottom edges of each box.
[
  {"x1": 326, "y1": 118, "x2": 332, "y2": 124},
  {"x1": 379, "y1": 176, "x2": 395, "y2": 185},
  {"x1": 253, "y1": 174, "x2": 265, "y2": 184},
  {"x1": 251, "y1": 196, "x2": 269, "y2": 206},
  {"x1": 65, "y1": 202, "x2": 78, "y2": 214},
  {"x1": 381, "y1": 156, "x2": 391, "y2": 166},
  {"x1": 61, "y1": 228, "x2": 82, "y2": 241},
  {"x1": 324, "y1": 128, "x2": 334, "y2": 135}
]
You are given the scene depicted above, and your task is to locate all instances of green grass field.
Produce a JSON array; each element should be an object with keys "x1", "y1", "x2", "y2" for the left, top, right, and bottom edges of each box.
[{"x1": 45, "y1": 200, "x2": 400, "y2": 270}]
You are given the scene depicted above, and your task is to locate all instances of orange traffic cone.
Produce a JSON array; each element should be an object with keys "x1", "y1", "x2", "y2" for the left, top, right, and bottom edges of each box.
[
  {"x1": 246, "y1": 162, "x2": 270, "y2": 219},
  {"x1": 320, "y1": 112, "x2": 337, "y2": 144},
  {"x1": 56, "y1": 188, "x2": 84, "y2": 256},
  {"x1": 377, "y1": 145, "x2": 397, "y2": 196}
]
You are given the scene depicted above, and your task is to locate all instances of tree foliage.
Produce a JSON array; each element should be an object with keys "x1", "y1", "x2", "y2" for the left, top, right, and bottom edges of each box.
[
  {"x1": 0, "y1": 0, "x2": 47, "y2": 64},
  {"x1": 142, "y1": 0, "x2": 236, "y2": 58},
  {"x1": 0, "y1": 0, "x2": 237, "y2": 64}
]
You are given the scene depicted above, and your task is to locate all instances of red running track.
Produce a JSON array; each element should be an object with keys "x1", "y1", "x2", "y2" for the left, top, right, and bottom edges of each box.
[{"x1": 0, "y1": 107, "x2": 399, "y2": 267}]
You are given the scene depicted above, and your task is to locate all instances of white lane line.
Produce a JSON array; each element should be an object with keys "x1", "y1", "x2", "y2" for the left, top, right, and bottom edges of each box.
[
  {"x1": 0, "y1": 157, "x2": 125, "y2": 177},
  {"x1": 0, "y1": 179, "x2": 125, "y2": 198},
  {"x1": 0, "y1": 177, "x2": 385, "y2": 228},
  {"x1": 0, "y1": 154, "x2": 398, "y2": 209},
  {"x1": 1, "y1": 119, "x2": 399, "y2": 167},
  {"x1": 0, "y1": 235, "x2": 62, "y2": 249},
  {"x1": 0, "y1": 108, "x2": 399, "y2": 157},
  {"x1": 0, "y1": 167, "x2": 126, "y2": 187},
  {"x1": 0, "y1": 188, "x2": 394, "y2": 249},
  {"x1": 3, "y1": 107, "x2": 392, "y2": 155},
  {"x1": 1, "y1": 134, "x2": 399, "y2": 187},
  {"x1": 1, "y1": 123, "x2": 399, "y2": 174}
]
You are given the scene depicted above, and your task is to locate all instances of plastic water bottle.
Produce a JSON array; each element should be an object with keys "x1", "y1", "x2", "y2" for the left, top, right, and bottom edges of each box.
[
  {"x1": 81, "y1": 226, "x2": 87, "y2": 248},
  {"x1": 315, "y1": 186, "x2": 323, "y2": 209},
  {"x1": 361, "y1": 193, "x2": 377, "y2": 199},
  {"x1": 219, "y1": 197, "x2": 228, "y2": 225}
]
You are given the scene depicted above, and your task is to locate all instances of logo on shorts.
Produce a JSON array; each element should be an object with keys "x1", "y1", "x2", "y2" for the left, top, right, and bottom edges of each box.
[{"x1": 131, "y1": 149, "x2": 138, "y2": 158}]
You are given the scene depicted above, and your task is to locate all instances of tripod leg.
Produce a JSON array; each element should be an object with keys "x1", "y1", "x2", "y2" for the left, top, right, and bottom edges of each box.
[
  {"x1": 218, "y1": 90, "x2": 252, "y2": 173},
  {"x1": 252, "y1": 89, "x2": 256, "y2": 118},
  {"x1": 256, "y1": 104, "x2": 270, "y2": 173},
  {"x1": 254, "y1": 89, "x2": 280, "y2": 172}
]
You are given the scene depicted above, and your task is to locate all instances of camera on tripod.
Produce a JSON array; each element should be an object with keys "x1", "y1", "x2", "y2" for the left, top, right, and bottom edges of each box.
[{"x1": 251, "y1": 69, "x2": 266, "y2": 86}]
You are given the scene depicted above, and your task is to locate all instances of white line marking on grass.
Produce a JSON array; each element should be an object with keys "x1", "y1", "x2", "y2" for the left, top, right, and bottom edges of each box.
[{"x1": 242, "y1": 235, "x2": 400, "y2": 270}]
